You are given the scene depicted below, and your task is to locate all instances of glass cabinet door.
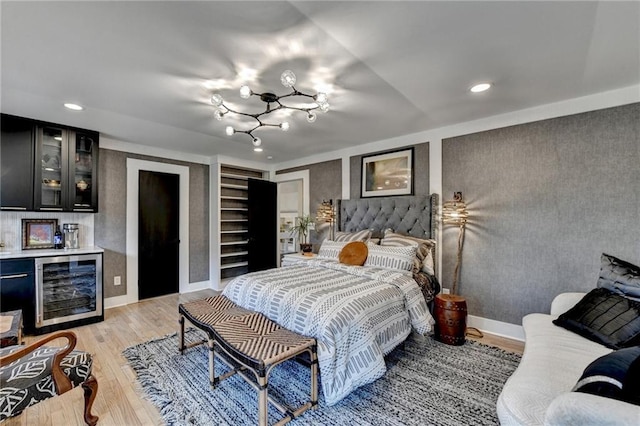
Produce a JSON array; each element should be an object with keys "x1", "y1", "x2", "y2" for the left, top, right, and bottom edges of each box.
[
  {"x1": 39, "y1": 127, "x2": 65, "y2": 209},
  {"x1": 71, "y1": 132, "x2": 97, "y2": 211}
]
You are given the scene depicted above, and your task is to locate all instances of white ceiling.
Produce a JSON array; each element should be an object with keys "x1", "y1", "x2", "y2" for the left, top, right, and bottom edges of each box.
[{"x1": 2, "y1": 1, "x2": 639, "y2": 163}]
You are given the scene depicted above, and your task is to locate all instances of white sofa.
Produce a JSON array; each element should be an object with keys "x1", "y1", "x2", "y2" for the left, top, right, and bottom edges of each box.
[{"x1": 497, "y1": 292, "x2": 640, "y2": 425}]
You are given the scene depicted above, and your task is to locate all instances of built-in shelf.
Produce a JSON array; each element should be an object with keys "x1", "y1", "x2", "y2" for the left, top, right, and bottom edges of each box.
[
  {"x1": 219, "y1": 164, "x2": 267, "y2": 281},
  {"x1": 220, "y1": 251, "x2": 249, "y2": 258},
  {"x1": 220, "y1": 261, "x2": 249, "y2": 270},
  {"x1": 221, "y1": 183, "x2": 247, "y2": 190}
]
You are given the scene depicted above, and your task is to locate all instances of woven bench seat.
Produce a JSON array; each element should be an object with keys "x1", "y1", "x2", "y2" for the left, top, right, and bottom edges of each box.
[{"x1": 178, "y1": 295, "x2": 318, "y2": 426}]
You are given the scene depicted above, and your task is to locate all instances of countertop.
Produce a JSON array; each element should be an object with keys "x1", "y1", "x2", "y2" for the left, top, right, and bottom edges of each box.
[{"x1": 0, "y1": 246, "x2": 104, "y2": 260}]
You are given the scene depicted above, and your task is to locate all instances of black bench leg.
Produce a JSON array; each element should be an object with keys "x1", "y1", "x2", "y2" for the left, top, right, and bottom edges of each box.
[
  {"x1": 310, "y1": 347, "x2": 318, "y2": 409},
  {"x1": 178, "y1": 315, "x2": 185, "y2": 354},
  {"x1": 208, "y1": 338, "x2": 216, "y2": 388}
]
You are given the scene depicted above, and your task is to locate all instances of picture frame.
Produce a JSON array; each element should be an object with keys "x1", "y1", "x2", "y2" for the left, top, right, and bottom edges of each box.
[
  {"x1": 22, "y1": 219, "x2": 58, "y2": 250},
  {"x1": 361, "y1": 148, "x2": 414, "y2": 197}
]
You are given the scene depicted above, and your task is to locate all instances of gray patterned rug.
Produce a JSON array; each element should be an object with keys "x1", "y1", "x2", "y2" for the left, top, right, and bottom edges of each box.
[{"x1": 123, "y1": 329, "x2": 521, "y2": 426}]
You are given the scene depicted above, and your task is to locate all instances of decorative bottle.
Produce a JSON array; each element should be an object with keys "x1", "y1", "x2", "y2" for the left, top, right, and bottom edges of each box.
[{"x1": 54, "y1": 226, "x2": 64, "y2": 249}]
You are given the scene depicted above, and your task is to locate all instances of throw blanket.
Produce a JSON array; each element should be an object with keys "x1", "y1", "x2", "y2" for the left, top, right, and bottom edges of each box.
[{"x1": 222, "y1": 259, "x2": 434, "y2": 405}]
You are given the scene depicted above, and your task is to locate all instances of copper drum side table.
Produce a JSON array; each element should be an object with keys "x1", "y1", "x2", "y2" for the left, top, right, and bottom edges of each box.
[{"x1": 434, "y1": 294, "x2": 467, "y2": 345}]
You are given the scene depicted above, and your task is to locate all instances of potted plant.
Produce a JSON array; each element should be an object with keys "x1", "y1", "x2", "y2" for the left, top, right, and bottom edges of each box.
[{"x1": 290, "y1": 215, "x2": 314, "y2": 254}]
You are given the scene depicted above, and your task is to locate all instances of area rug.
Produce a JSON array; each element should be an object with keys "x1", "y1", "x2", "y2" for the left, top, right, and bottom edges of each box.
[{"x1": 123, "y1": 329, "x2": 521, "y2": 426}]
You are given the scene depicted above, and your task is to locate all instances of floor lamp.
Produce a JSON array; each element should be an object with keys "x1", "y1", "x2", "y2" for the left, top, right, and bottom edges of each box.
[
  {"x1": 441, "y1": 191, "x2": 468, "y2": 295},
  {"x1": 316, "y1": 199, "x2": 336, "y2": 241},
  {"x1": 435, "y1": 192, "x2": 473, "y2": 345}
]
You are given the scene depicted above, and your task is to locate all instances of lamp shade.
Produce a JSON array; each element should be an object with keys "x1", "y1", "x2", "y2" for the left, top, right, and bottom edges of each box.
[{"x1": 442, "y1": 192, "x2": 468, "y2": 226}]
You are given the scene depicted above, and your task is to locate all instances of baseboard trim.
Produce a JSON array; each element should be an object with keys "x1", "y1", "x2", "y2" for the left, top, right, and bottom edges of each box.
[
  {"x1": 182, "y1": 280, "x2": 212, "y2": 293},
  {"x1": 467, "y1": 315, "x2": 525, "y2": 342},
  {"x1": 105, "y1": 280, "x2": 213, "y2": 309},
  {"x1": 104, "y1": 294, "x2": 130, "y2": 309}
]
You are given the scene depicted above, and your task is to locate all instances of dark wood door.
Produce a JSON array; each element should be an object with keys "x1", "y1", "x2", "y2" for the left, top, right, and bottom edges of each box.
[
  {"x1": 138, "y1": 171, "x2": 179, "y2": 299},
  {"x1": 247, "y1": 178, "x2": 277, "y2": 272}
]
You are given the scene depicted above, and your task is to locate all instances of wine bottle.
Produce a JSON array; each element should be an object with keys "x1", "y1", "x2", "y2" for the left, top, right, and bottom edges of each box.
[{"x1": 54, "y1": 226, "x2": 63, "y2": 249}]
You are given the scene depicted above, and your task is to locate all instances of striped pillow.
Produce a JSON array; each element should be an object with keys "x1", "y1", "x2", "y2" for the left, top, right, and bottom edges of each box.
[
  {"x1": 317, "y1": 240, "x2": 349, "y2": 260},
  {"x1": 381, "y1": 230, "x2": 436, "y2": 275},
  {"x1": 364, "y1": 243, "x2": 416, "y2": 271},
  {"x1": 334, "y1": 230, "x2": 371, "y2": 242}
]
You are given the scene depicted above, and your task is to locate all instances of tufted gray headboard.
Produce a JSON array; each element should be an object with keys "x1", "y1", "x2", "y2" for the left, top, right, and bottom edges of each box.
[{"x1": 337, "y1": 194, "x2": 439, "y2": 240}]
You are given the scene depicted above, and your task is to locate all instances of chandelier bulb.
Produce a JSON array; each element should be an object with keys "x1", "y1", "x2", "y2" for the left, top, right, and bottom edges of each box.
[
  {"x1": 239, "y1": 85, "x2": 252, "y2": 99},
  {"x1": 214, "y1": 109, "x2": 225, "y2": 120},
  {"x1": 280, "y1": 122, "x2": 290, "y2": 132},
  {"x1": 225, "y1": 126, "x2": 235, "y2": 136},
  {"x1": 315, "y1": 92, "x2": 328, "y2": 104},
  {"x1": 280, "y1": 70, "x2": 297, "y2": 88},
  {"x1": 211, "y1": 93, "x2": 224, "y2": 107},
  {"x1": 306, "y1": 112, "x2": 317, "y2": 123},
  {"x1": 320, "y1": 103, "x2": 330, "y2": 113},
  {"x1": 252, "y1": 137, "x2": 262, "y2": 147}
]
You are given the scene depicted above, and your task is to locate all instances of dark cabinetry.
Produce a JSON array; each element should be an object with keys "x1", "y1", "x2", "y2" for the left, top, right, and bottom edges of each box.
[
  {"x1": 0, "y1": 115, "x2": 35, "y2": 211},
  {"x1": 0, "y1": 114, "x2": 99, "y2": 212},
  {"x1": 35, "y1": 126, "x2": 99, "y2": 212},
  {"x1": 0, "y1": 258, "x2": 36, "y2": 333}
]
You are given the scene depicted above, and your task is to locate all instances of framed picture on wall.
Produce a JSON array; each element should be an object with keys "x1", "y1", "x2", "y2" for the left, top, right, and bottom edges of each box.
[
  {"x1": 22, "y1": 219, "x2": 58, "y2": 250},
  {"x1": 361, "y1": 148, "x2": 414, "y2": 197}
]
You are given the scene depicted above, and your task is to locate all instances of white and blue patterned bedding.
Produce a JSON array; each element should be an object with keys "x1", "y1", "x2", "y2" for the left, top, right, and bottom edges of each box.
[{"x1": 222, "y1": 258, "x2": 435, "y2": 405}]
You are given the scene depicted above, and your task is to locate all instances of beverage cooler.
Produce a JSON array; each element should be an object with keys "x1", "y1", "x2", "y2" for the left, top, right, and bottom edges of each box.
[{"x1": 35, "y1": 253, "x2": 103, "y2": 332}]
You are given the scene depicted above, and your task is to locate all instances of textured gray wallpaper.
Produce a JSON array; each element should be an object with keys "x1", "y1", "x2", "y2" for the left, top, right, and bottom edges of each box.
[
  {"x1": 277, "y1": 159, "x2": 342, "y2": 250},
  {"x1": 95, "y1": 149, "x2": 210, "y2": 299},
  {"x1": 442, "y1": 103, "x2": 640, "y2": 325},
  {"x1": 350, "y1": 142, "x2": 430, "y2": 199}
]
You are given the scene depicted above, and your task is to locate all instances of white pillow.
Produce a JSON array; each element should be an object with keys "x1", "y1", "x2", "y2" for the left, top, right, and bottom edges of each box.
[
  {"x1": 317, "y1": 240, "x2": 349, "y2": 260},
  {"x1": 364, "y1": 242, "x2": 416, "y2": 271}
]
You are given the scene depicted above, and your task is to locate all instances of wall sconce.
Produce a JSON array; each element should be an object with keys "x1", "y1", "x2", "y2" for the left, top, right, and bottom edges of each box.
[
  {"x1": 442, "y1": 192, "x2": 468, "y2": 294},
  {"x1": 316, "y1": 199, "x2": 336, "y2": 240}
]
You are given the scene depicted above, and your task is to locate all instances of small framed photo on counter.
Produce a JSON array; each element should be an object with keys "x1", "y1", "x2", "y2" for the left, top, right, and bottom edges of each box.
[{"x1": 22, "y1": 219, "x2": 58, "y2": 250}]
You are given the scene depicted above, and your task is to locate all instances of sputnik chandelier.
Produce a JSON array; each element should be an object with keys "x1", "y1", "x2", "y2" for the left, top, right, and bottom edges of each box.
[{"x1": 211, "y1": 70, "x2": 330, "y2": 151}]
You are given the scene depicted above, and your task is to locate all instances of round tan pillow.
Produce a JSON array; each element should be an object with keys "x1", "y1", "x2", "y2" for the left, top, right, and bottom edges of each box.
[{"x1": 338, "y1": 241, "x2": 368, "y2": 266}]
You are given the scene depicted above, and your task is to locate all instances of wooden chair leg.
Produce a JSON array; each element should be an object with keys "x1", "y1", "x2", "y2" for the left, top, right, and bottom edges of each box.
[{"x1": 81, "y1": 374, "x2": 99, "y2": 426}]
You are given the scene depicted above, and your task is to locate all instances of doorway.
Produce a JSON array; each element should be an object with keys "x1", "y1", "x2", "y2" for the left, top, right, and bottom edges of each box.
[
  {"x1": 138, "y1": 170, "x2": 179, "y2": 299},
  {"x1": 124, "y1": 158, "x2": 190, "y2": 306}
]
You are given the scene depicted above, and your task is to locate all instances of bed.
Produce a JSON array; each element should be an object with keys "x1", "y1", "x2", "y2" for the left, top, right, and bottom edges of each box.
[{"x1": 222, "y1": 195, "x2": 439, "y2": 405}]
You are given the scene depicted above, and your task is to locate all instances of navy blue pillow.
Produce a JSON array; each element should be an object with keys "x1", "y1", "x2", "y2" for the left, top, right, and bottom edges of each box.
[
  {"x1": 573, "y1": 346, "x2": 640, "y2": 405},
  {"x1": 553, "y1": 288, "x2": 640, "y2": 349}
]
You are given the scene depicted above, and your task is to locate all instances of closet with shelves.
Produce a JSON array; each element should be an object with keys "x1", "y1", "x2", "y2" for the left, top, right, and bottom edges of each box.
[{"x1": 219, "y1": 165, "x2": 266, "y2": 280}]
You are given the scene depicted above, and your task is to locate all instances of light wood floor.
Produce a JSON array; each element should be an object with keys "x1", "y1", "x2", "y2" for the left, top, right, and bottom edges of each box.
[{"x1": 5, "y1": 290, "x2": 524, "y2": 426}]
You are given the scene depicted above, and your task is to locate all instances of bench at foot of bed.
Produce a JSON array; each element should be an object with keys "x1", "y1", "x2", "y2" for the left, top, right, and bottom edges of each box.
[{"x1": 178, "y1": 295, "x2": 318, "y2": 426}]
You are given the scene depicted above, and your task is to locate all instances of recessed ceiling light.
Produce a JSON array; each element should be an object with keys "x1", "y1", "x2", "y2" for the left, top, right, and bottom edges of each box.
[
  {"x1": 267, "y1": 156, "x2": 273, "y2": 160},
  {"x1": 470, "y1": 83, "x2": 492, "y2": 93},
  {"x1": 253, "y1": 147, "x2": 263, "y2": 152},
  {"x1": 64, "y1": 103, "x2": 84, "y2": 111}
]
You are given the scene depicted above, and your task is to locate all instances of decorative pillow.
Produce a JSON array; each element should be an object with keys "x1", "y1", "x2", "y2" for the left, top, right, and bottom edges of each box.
[
  {"x1": 553, "y1": 288, "x2": 640, "y2": 349},
  {"x1": 381, "y1": 230, "x2": 436, "y2": 275},
  {"x1": 573, "y1": 346, "x2": 640, "y2": 406},
  {"x1": 413, "y1": 271, "x2": 441, "y2": 304},
  {"x1": 364, "y1": 242, "x2": 416, "y2": 271},
  {"x1": 338, "y1": 241, "x2": 368, "y2": 266},
  {"x1": 334, "y1": 230, "x2": 372, "y2": 243},
  {"x1": 597, "y1": 253, "x2": 640, "y2": 301},
  {"x1": 317, "y1": 240, "x2": 349, "y2": 260}
]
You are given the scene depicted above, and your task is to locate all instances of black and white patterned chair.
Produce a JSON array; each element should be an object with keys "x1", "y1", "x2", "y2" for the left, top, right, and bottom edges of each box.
[{"x1": 0, "y1": 331, "x2": 98, "y2": 425}]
